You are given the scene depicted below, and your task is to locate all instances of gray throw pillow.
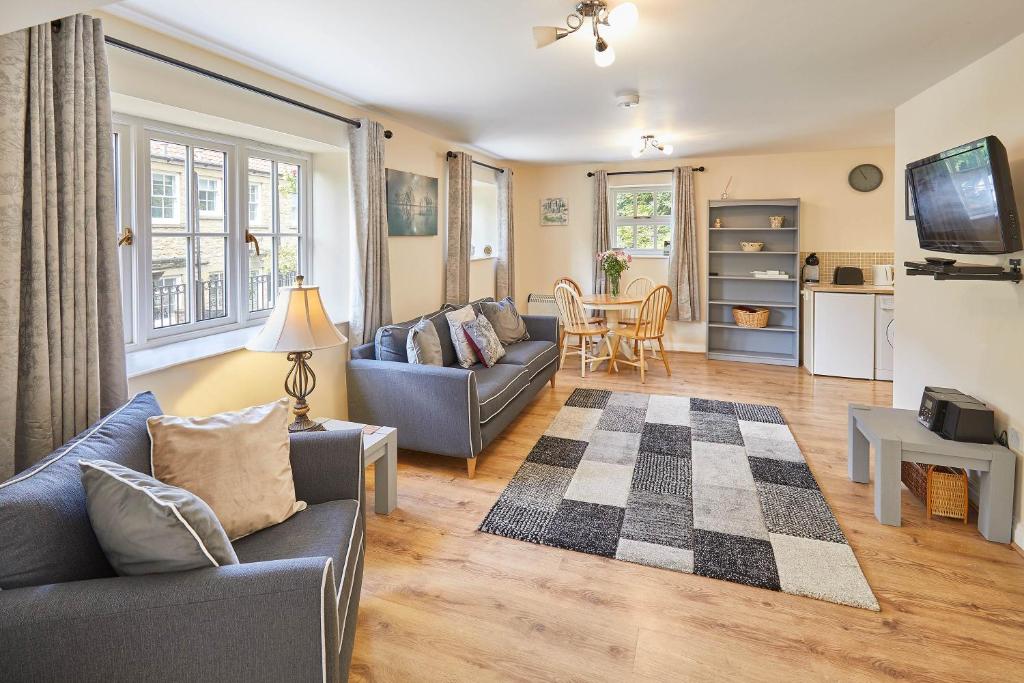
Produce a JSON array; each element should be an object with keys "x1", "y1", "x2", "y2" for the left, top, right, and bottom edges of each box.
[
  {"x1": 479, "y1": 297, "x2": 530, "y2": 345},
  {"x1": 80, "y1": 459, "x2": 238, "y2": 576},
  {"x1": 406, "y1": 317, "x2": 443, "y2": 365},
  {"x1": 463, "y1": 314, "x2": 506, "y2": 368}
]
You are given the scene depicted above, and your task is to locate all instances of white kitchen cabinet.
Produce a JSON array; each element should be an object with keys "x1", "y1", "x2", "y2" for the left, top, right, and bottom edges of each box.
[{"x1": 811, "y1": 292, "x2": 876, "y2": 379}]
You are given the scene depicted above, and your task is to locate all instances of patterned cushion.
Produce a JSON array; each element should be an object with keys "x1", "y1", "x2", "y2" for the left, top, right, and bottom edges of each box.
[
  {"x1": 79, "y1": 459, "x2": 238, "y2": 576},
  {"x1": 463, "y1": 315, "x2": 506, "y2": 368},
  {"x1": 479, "y1": 297, "x2": 530, "y2": 345},
  {"x1": 445, "y1": 305, "x2": 480, "y2": 368},
  {"x1": 406, "y1": 317, "x2": 443, "y2": 366}
]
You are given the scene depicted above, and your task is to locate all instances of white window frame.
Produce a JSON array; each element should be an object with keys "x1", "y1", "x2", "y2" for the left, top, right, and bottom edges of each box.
[
  {"x1": 113, "y1": 114, "x2": 312, "y2": 352},
  {"x1": 113, "y1": 123, "x2": 135, "y2": 345},
  {"x1": 248, "y1": 182, "x2": 261, "y2": 223},
  {"x1": 244, "y1": 149, "x2": 307, "y2": 317},
  {"x1": 609, "y1": 184, "x2": 673, "y2": 256}
]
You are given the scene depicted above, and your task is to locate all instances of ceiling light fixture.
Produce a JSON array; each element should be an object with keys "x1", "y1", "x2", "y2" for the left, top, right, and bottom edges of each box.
[
  {"x1": 632, "y1": 134, "x2": 674, "y2": 158},
  {"x1": 533, "y1": 1, "x2": 639, "y2": 68}
]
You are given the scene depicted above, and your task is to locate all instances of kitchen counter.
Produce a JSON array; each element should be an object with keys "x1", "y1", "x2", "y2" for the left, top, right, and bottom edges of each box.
[{"x1": 802, "y1": 283, "x2": 894, "y2": 294}]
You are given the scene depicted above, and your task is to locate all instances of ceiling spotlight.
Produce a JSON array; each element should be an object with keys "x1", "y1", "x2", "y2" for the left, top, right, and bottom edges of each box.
[
  {"x1": 532, "y1": 1, "x2": 639, "y2": 67},
  {"x1": 633, "y1": 134, "x2": 674, "y2": 157},
  {"x1": 616, "y1": 91, "x2": 640, "y2": 108}
]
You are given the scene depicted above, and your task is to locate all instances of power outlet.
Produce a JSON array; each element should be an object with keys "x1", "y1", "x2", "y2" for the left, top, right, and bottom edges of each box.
[{"x1": 1009, "y1": 427, "x2": 1023, "y2": 452}]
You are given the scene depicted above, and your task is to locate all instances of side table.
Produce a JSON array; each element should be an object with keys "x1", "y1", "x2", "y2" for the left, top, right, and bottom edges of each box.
[
  {"x1": 320, "y1": 419, "x2": 398, "y2": 515},
  {"x1": 848, "y1": 404, "x2": 1015, "y2": 543}
]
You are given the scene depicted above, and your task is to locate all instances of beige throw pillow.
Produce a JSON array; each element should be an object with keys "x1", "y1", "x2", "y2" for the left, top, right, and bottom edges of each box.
[{"x1": 148, "y1": 398, "x2": 306, "y2": 540}]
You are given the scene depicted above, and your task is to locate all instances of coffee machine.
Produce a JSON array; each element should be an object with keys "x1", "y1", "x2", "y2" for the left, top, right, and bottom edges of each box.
[{"x1": 802, "y1": 252, "x2": 820, "y2": 283}]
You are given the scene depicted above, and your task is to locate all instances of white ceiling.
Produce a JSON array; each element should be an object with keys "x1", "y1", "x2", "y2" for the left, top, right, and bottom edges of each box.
[{"x1": 109, "y1": 0, "x2": 1024, "y2": 163}]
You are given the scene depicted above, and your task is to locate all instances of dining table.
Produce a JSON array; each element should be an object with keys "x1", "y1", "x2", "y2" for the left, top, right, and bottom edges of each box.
[{"x1": 579, "y1": 292, "x2": 644, "y2": 368}]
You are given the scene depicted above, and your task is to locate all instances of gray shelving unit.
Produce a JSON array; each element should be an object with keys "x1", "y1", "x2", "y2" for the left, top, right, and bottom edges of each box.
[{"x1": 705, "y1": 198, "x2": 800, "y2": 366}]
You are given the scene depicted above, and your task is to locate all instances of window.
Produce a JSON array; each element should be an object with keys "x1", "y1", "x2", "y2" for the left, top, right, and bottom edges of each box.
[
  {"x1": 112, "y1": 116, "x2": 310, "y2": 350},
  {"x1": 611, "y1": 186, "x2": 673, "y2": 254},
  {"x1": 198, "y1": 177, "x2": 221, "y2": 215},
  {"x1": 246, "y1": 156, "x2": 304, "y2": 313},
  {"x1": 150, "y1": 172, "x2": 178, "y2": 223},
  {"x1": 471, "y1": 178, "x2": 498, "y2": 258},
  {"x1": 248, "y1": 182, "x2": 261, "y2": 223}
]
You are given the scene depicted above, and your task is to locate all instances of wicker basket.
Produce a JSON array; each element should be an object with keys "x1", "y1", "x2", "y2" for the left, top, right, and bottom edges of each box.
[
  {"x1": 902, "y1": 462, "x2": 969, "y2": 523},
  {"x1": 732, "y1": 306, "x2": 770, "y2": 328}
]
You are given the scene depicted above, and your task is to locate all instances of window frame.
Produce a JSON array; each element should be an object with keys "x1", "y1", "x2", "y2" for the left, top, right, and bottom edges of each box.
[
  {"x1": 609, "y1": 184, "x2": 673, "y2": 256},
  {"x1": 114, "y1": 114, "x2": 313, "y2": 352},
  {"x1": 197, "y1": 176, "x2": 222, "y2": 216},
  {"x1": 150, "y1": 171, "x2": 179, "y2": 224}
]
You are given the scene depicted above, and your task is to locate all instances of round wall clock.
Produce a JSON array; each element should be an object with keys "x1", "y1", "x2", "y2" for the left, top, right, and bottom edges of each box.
[{"x1": 849, "y1": 164, "x2": 884, "y2": 192}]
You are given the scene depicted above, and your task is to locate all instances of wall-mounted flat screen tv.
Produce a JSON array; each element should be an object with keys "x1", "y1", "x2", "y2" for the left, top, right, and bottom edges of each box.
[{"x1": 907, "y1": 135, "x2": 1023, "y2": 254}]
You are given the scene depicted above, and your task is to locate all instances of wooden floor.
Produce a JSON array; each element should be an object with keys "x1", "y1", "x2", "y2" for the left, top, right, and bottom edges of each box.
[{"x1": 351, "y1": 353, "x2": 1024, "y2": 682}]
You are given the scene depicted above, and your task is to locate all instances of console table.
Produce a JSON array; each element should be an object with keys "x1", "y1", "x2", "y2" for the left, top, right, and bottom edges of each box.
[
  {"x1": 848, "y1": 405, "x2": 1015, "y2": 542},
  {"x1": 320, "y1": 419, "x2": 398, "y2": 515}
]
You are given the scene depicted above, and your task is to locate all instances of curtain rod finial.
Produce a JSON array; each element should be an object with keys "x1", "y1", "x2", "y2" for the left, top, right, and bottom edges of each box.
[{"x1": 384, "y1": 130, "x2": 393, "y2": 139}]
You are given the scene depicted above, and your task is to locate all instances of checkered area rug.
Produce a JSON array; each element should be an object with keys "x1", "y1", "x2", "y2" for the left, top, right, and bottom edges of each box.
[{"x1": 479, "y1": 389, "x2": 879, "y2": 610}]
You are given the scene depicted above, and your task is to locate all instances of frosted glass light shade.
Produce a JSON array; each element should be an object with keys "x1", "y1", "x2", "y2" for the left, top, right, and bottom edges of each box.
[
  {"x1": 246, "y1": 282, "x2": 346, "y2": 353},
  {"x1": 594, "y1": 45, "x2": 616, "y2": 67},
  {"x1": 608, "y1": 3, "x2": 639, "y2": 34}
]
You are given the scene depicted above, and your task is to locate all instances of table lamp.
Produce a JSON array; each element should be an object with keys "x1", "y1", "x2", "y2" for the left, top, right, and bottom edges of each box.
[{"x1": 246, "y1": 275, "x2": 347, "y2": 432}]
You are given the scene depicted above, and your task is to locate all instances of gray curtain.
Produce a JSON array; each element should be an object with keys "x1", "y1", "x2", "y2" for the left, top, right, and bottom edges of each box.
[
  {"x1": 445, "y1": 151, "x2": 472, "y2": 305},
  {"x1": 0, "y1": 15, "x2": 127, "y2": 479},
  {"x1": 495, "y1": 167, "x2": 515, "y2": 301},
  {"x1": 592, "y1": 170, "x2": 610, "y2": 293},
  {"x1": 349, "y1": 118, "x2": 392, "y2": 345},
  {"x1": 668, "y1": 166, "x2": 700, "y2": 321}
]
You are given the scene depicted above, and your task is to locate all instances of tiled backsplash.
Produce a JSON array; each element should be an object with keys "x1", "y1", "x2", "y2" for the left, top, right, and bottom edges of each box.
[{"x1": 798, "y1": 251, "x2": 894, "y2": 283}]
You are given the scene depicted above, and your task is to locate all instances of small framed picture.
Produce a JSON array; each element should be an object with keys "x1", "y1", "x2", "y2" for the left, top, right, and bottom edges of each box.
[
  {"x1": 905, "y1": 169, "x2": 915, "y2": 221},
  {"x1": 540, "y1": 197, "x2": 569, "y2": 226}
]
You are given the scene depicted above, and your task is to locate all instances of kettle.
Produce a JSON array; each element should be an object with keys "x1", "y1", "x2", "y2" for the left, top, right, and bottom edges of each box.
[
  {"x1": 802, "y1": 252, "x2": 820, "y2": 283},
  {"x1": 872, "y1": 264, "x2": 895, "y2": 286}
]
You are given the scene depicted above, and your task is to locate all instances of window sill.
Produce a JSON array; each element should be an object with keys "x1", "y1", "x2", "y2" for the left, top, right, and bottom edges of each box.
[
  {"x1": 471, "y1": 255, "x2": 496, "y2": 262},
  {"x1": 628, "y1": 253, "x2": 670, "y2": 259},
  {"x1": 127, "y1": 327, "x2": 260, "y2": 378}
]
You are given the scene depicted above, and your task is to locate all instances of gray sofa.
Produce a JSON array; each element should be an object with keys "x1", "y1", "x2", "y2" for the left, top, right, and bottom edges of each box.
[
  {"x1": 0, "y1": 391, "x2": 364, "y2": 682},
  {"x1": 348, "y1": 301, "x2": 559, "y2": 476}
]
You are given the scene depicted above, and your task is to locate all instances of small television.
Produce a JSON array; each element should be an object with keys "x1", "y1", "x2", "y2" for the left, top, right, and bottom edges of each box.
[{"x1": 907, "y1": 135, "x2": 1023, "y2": 254}]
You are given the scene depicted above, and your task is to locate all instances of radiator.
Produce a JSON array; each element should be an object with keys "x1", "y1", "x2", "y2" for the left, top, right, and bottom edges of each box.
[{"x1": 527, "y1": 293, "x2": 558, "y2": 317}]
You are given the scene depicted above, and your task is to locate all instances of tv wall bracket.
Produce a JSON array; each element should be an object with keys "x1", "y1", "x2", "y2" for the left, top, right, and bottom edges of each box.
[{"x1": 904, "y1": 258, "x2": 1022, "y2": 283}]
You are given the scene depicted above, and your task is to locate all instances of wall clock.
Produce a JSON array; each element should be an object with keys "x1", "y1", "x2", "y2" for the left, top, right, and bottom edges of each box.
[{"x1": 849, "y1": 164, "x2": 884, "y2": 192}]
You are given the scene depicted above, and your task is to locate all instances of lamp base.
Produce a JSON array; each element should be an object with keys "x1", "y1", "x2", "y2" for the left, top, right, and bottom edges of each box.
[{"x1": 289, "y1": 416, "x2": 325, "y2": 433}]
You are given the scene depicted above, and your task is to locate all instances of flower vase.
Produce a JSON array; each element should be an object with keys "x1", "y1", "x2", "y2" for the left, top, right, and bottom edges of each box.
[{"x1": 609, "y1": 274, "x2": 620, "y2": 297}]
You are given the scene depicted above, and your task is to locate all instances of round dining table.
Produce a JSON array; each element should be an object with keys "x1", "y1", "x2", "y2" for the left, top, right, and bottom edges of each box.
[{"x1": 579, "y1": 293, "x2": 643, "y2": 367}]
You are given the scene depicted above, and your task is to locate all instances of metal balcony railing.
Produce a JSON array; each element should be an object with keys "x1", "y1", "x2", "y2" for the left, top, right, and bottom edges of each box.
[{"x1": 153, "y1": 271, "x2": 295, "y2": 329}]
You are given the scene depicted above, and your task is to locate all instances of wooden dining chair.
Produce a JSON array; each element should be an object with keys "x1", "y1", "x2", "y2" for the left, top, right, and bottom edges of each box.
[
  {"x1": 618, "y1": 276, "x2": 656, "y2": 327},
  {"x1": 553, "y1": 275, "x2": 604, "y2": 346},
  {"x1": 611, "y1": 285, "x2": 673, "y2": 384},
  {"x1": 554, "y1": 283, "x2": 614, "y2": 378}
]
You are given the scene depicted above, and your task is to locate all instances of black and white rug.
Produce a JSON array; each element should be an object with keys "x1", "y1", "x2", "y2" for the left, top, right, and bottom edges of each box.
[{"x1": 480, "y1": 389, "x2": 878, "y2": 610}]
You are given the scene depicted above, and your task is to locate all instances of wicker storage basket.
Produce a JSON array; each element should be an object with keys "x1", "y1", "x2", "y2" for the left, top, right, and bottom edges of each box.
[
  {"x1": 901, "y1": 462, "x2": 969, "y2": 523},
  {"x1": 732, "y1": 306, "x2": 770, "y2": 328}
]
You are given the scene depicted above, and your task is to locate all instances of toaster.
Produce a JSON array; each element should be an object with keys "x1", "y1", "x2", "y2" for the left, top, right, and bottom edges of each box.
[{"x1": 833, "y1": 266, "x2": 865, "y2": 285}]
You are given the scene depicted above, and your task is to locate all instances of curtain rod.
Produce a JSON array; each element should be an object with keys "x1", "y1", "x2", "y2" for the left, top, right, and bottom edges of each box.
[
  {"x1": 100, "y1": 34, "x2": 394, "y2": 139},
  {"x1": 587, "y1": 167, "x2": 704, "y2": 177},
  {"x1": 446, "y1": 151, "x2": 505, "y2": 173}
]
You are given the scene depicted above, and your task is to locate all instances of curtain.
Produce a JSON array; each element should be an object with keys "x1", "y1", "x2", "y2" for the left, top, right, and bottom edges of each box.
[
  {"x1": 591, "y1": 170, "x2": 610, "y2": 293},
  {"x1": 0, "y1": 15, "x2": 127, "y2": 479},
  {"x1": 495, "y1": 167, "x2": 515, "y2": 301},
  {"x1": 445, "y1": 151, "x2": 472, "y2": 305},
  {"x1": 668, "y1": 166, "x2": 700, "y2": 321},
  {"x1": 349, "y1": 118, "x2": 392, "y2": 346}
]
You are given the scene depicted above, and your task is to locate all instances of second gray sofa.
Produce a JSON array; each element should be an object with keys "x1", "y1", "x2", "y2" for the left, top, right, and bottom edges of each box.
[{"x1": 348, "y1": 300, "x2": 559, "y2": 477}]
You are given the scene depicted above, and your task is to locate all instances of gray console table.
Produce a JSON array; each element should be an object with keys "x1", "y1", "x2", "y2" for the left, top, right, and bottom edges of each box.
[
  {"x1": 848, "y1": 404, "x2": 1015, "y2": 543},
  {"x1": 321, "y1": 419, "x2": 398, "y2": 515}
]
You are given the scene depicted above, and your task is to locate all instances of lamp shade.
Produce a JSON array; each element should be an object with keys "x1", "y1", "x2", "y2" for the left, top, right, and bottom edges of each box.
[{"x1": 246, "y1": 278, "x2": 347, "y2": 353}]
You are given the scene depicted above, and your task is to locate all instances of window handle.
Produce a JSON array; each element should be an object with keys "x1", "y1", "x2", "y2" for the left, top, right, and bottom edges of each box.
[
  {"x1": 245, "y1": 230, "x2": 261, "y2": 256},
  {"x1": 117, "y1": 227, "x2": 133, "y2": 247}
]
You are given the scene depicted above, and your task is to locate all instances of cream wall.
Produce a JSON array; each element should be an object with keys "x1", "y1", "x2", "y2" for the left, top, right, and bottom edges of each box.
[
  {"x1": 513, "y1": 147, "x2": 894, "y2": 351},
  {"x1": 894, "y1": 33, "x2": 1024, "y2": 546},
  {"x1": 101, "y1": 12, "x2": 502, "y2": 417}
]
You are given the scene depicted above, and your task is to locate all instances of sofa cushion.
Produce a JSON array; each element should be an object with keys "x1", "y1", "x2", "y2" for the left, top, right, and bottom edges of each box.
[
  {"x1": 471, "y1": 364, "x2": 531, "y2": 423},
  {"x1": 79, "y1": 459, "x2": 238, "y2": 576},
  {"x1": 497, "y1": 340, "x2": 559, "y2": 379},
  {"x1": 445, "y1": 305, "x2": 481, "y2": 368},
  {"x1": 462, "y1": 314, "x2": 506, "y2": 368},
  {"x1": 374, "y1": 306, "x2": 455, "y2": 365},
  {"x1": 233, "y1": 500, "x2": 361, "y2": 599},
  {"x1": 406, "y1": 317, "x2": 443, "y2": 366},
  {"x1": 479, "y1": 297, "x2": 530, "y2": 345},
  {"x1": 0, "y1": 392, "x2": 163, "y2": 589}
]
